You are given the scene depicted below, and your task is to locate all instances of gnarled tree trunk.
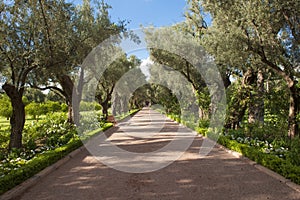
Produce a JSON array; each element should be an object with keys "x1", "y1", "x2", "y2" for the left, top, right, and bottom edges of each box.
[
  {"x1": 58, "y1": 75, "x2": 75, "y2": 124},
  {"x1": 2, "y1": 83, "x2": 25, "y2": 149},
  {"x1": 58, "y1": 72, "x2": 84, "y2": 126},
  {"x1": 101, "y1": 99, "x2": 109, "y2": 120},
  {"x1": 226, "y1": 68, "x2": 254, "y2": 129},
  {"x1": 248, "y1": 68, "x2": 264, "y2": 124},
  {"x1": 288, "y1": 83, "x2": 299, "y2": 138}
]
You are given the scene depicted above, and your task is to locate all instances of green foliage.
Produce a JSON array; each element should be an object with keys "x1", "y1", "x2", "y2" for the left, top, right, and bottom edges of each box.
[
  {"x1": 80, "y1": 101, "x2": 101, "y2": 111},
  {"x1": 0, "y1": 95, "x2": 12, "y2": 119},
  {"x1": 191, "y1": 0, "x2": 300, "y2": 136},
  {"x1": 0, "y1": 139, "x2": 82, "y2": 195},
  {"x1": 198, "y1": 119, "x2": 209, "y2": 128},
  {"x1": 24, "y1": 89, "x2": 46, "y2": 103},
  {"x1": 217, "y1": 135, "x2": 300, "y2": 185},
  {"x1": 22, "y1": 112, "x2": 77, "y2": 150},
  {"x1": 287, "y1": 137, "x2": 300, "y2": 166},
  {"x1": 196, "y1": 88, "x2": 210, "y2": 118},
  {"x1": 0, "y1": 129, "x2": 9, "y2": 150},
  {"x1": 244, "y1": 122, "x2": 288, "y2": 142},
  {"x1": 25, "y1": 101, "x2": 64, "y2": 119},
  {"x1": 25, "y1": 102, "x2": 42, "y2": 120},
  {"x1": 95, "y1": 55, "x2": 141, "y2": 117},
  {"x1": 196, "y1": 119, "x2": 210, "y2": 135},
  {"x1": 1, "y1": 0, "x2": 131, "y2": 149},
  {"x1": 77, "y1": 111, "x2": 104, "y2": 135},
  {"x1": 196, "y1": 127, "x2": 208, "y2": 136},
  {"x1": 166, "y1": 113, "x2": 181, "y2": 123},
  {"x1": 61, "y1": 103, "x2": 68, "y2": 112},
  {"x1": 44, "y1": 101, "x2": 62, "y2": 113},
  {"x1": 46, "y1": 91, "x2": 64, "y2": 103}
]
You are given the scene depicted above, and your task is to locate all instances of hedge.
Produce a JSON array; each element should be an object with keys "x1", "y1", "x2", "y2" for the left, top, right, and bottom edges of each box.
[{"x1": 217, "y1": 135, "x2": 300, "y2": 185}]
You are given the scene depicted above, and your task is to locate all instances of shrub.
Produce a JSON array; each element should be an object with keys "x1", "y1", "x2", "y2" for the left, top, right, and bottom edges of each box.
[
  {"x1": 25, "y1": 102, "x2": 42, "y2": 119},
  {"x1": 287, "y1": 137, "x2": 300, "y2": 166},
  {"x1": 0, "y1": 95, "x2": 12, "y2": 119},
  {"x1": 61, "y1": 103, "x2": 68, "y2": 112},
  {"x1": 0, "y1": 129, "x2": 9, "y2": 150},
  {"x1": 195, "y1": 119, "x2": 210, "y2": 136},
  {"x1": 45, "y1": 101, "x2": 62, "y2": 113},
  {"x1": 22, "y1": 112, "x2": 77, "y2": 149},
  {"x1": 0, "y1": 138, "x2": 82, "y2": 195},
  {"x1": 26, "y1": 101, "x2": 64, "y2": 119},
  {"x1": 80, "y1": 101, "x2": 101, "y2": 111},
  {"x1": 198, "y1": 119, "x2": 210, "y2": 128},
  {"x1": 77, "y1": 111, "x2": 103, "y2": 135},
  {"x1": 217, "y1": 135, "x2": 300, "y2": 185}
]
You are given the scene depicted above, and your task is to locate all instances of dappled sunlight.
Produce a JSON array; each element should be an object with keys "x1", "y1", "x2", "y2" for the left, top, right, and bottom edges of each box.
[
  {"x1": 17, "y1": 108, "x2": 300, "y2": 200},
  {"x1": 176, "y1": 179, "x2": 193, "y2": 184}
]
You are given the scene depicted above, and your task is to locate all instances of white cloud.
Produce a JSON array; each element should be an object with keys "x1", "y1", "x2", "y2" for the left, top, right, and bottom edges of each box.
[{"x1": 139, "y1": 57, "x2": 153, "y2": 81}]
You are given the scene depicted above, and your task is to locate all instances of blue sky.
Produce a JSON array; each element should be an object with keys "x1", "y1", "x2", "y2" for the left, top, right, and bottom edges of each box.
[
  {"x1": 68, "y1": 0, "x2": 190, "y2": 59},
  {"x1": 70, "y1": 0, "x2": 188, "y2": 29},
  {"x1": 105, "y1": 0, "x2": 188, "y2": 29},
  {"x1": 106, "y1": 0, "x2": 190, "y2": 59}
]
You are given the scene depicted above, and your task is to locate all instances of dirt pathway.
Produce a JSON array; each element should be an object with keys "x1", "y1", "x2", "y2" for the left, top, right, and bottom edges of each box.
[{"x1": 14, "y1": 108, "x2": 300, "y2": 200}]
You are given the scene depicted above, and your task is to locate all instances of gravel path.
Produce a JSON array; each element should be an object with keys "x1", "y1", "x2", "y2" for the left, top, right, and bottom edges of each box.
[{"x1": 13, "y1": 108, "x2": 300, "y2": 200}]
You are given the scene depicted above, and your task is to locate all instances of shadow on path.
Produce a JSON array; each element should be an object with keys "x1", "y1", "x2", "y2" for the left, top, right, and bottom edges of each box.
[{"x1": 16, "y1": 108, "x2": 300, "y2": 200}]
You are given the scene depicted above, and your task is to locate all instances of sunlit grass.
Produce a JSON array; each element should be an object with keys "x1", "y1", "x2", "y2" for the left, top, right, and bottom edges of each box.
[{"x1": 0, "y1": 115, "x2": 47, "y2": 130}]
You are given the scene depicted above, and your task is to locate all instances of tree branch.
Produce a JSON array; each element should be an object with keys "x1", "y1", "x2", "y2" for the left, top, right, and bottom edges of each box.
[
  {"x1": 0, "y1": 45, "x2": 16, "y2": 84},
  {"x1": 282, "y1": 9, "x2": 300, "y2": 44},
  {"x1": 38, "y1": 0, "x2": 53, "y2": 59},
  {"x1": 30, "y1": 83, "x2": 66, "y2": 97}
]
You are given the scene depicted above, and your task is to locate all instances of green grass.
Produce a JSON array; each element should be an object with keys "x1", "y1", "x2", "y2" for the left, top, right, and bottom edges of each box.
[
  {"x1": 0, "y1": 115, "x2": 48, "y2": 130},
  {"x1": 0, "y1": 117, "x2": 10, "y2": 130}
]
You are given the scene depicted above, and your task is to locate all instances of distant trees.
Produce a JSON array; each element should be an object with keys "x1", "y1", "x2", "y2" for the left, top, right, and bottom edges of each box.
[
  {"x1": 95, "y1": 55, "x2": 141, "y2": 119},
  {"x1": 24, "y1": 89, "x2": 46, "y2": 103},
  {"x1": 25, "y1": 101, "x2": 62, "y2": 120},
  {"x1": 144, "y1": 26, "x2": 218, "y2": 120}
]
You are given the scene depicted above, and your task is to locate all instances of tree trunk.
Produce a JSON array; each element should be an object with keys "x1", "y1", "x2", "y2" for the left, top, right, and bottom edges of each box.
[
  {"x1": 2, "y1": 83, "x2": 25, "y2": 149},
  {"x1": 101, "y1": 100, "x2": 109, "y2": 119},
  {"x1": 52, "y1": 72, "x2": 83, "y2": 125},
  {"x1": 67, "y1": 103, "x2": 74, "y2": 124},
  {"x1": 72, "y1": 69, "x2": 84, "y2": 125},
  {"x1": 258, "y1": 55, "x2": 299, "y2": 137},
  {"x1": 288, "y1": 84, "x2": 299, "y2": 138},
  {"x1": 225, "y1": 68, "x2": 255, "y2": 130},
  {"x1": 248, "y1": 69, "x2": 264, "y2": 124},
  {"x1": 256, "y1": 69, "x2": 265, "y2": 123},
  {"x1": 121, "y1": 96, "x2": 128, "y2": 114},
  {"x1": 111, "y1": 93, "x2": 118, "y2": 116}
]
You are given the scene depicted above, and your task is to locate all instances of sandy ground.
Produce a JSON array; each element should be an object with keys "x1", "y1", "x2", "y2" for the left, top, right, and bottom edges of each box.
[{"x1": 14, "y1": 108, "x2": 300, "y2": 200}]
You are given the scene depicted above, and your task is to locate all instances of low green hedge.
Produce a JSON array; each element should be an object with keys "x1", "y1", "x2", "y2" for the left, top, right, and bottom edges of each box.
[
  {"x1": 217, "y1": 135, "x2": 300, "y2": 185},
  {"x1": 0, "y1": 123, "x2": 113, "y2": 195}
]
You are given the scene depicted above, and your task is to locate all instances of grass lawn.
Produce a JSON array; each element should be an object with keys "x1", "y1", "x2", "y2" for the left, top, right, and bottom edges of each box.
[
  {"x1": 0, "y1": 116, "x2": 47, "y2": 130},
  {"x1": 0, "y1": 118, "x2": 10, "y2": 130}
]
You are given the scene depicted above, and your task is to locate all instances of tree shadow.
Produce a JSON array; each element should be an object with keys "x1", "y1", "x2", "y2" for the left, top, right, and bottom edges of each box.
[{"x1": 18, "y1": 110, "x2": 300, "y2": 200}]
